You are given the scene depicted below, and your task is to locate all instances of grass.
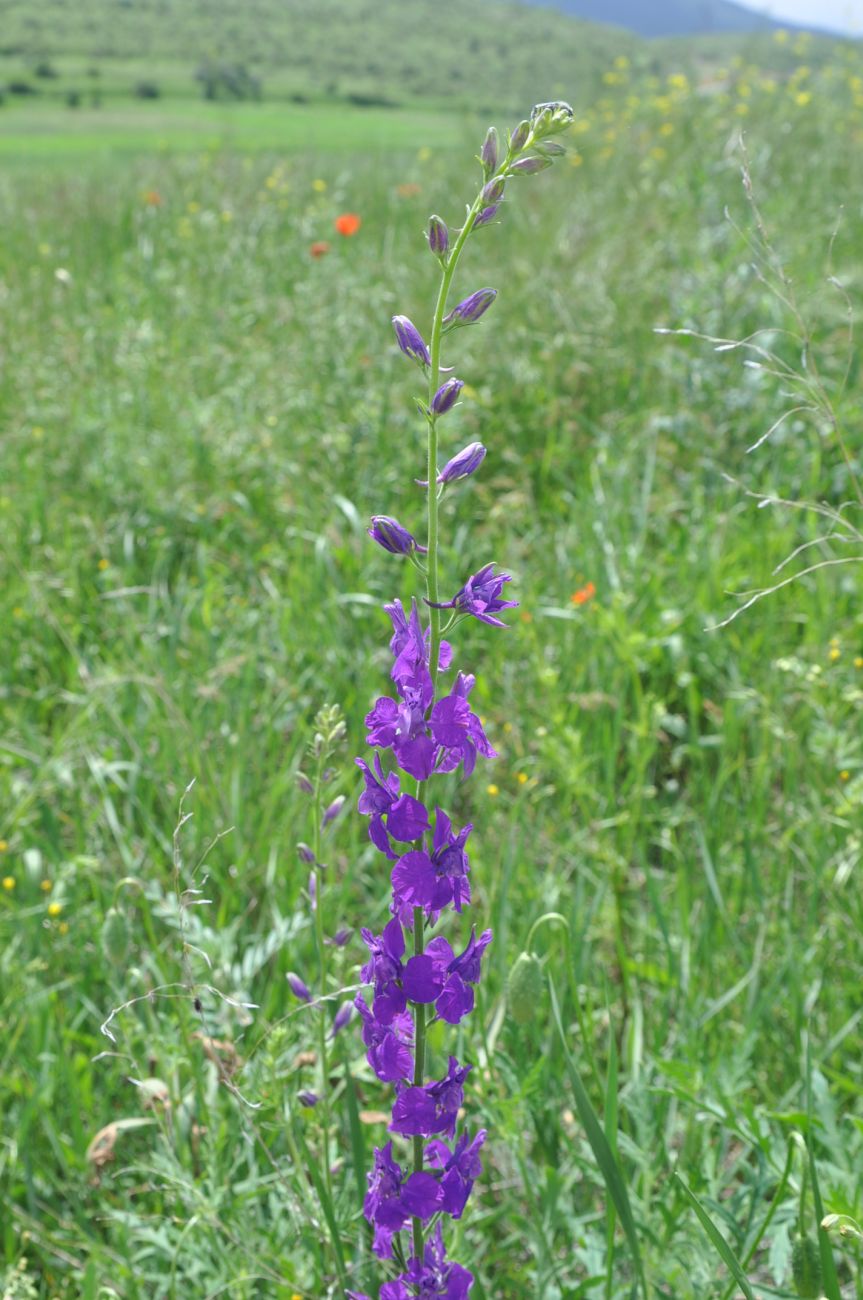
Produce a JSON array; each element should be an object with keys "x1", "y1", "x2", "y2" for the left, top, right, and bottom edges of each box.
[{"x1": 1, "y1": 37, "x2": 863, "y2": 1300}]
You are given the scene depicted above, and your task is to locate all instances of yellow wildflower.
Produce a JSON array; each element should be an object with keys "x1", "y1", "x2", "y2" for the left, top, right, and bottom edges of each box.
[
  {"x1": 2, "y1": 877, "x2": 14, "y2": 891},
  {"x1": 48, "y1": 901, "x2": 62, "y2": 917},
  {"x1": 41, "y1": 880, "x2": 52, "y2": 892},
  {"x1": 486, "y1": 784, "x2": 500, "y2": 797},
  {"x1": 312, "y1": 178, "x2": 327, "y2": 193}
]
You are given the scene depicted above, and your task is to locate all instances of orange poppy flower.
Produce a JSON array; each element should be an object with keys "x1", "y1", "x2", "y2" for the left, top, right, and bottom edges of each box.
[
  {"x1": 143, "y1": 189, "x2": 162, "y2": 207},
  {"x1": 335, "y1": 213, "x2": 361, "y2": 236},
  {"x1": 310, "y1": 241, "x2": 331, "y2": 258},
  {"x1": 571, "y1": 581, "x2": 596, "y2": 606}
]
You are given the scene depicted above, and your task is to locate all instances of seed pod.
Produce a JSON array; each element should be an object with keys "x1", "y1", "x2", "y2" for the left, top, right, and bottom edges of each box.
[
  {"x1": 507, "y1": 951, "x2": 543, "y2": 1025},
  {"x1": 791, "y1": 1237, "x2": 822, "y2": 1299},
  {"x1": 101, "y1": 906, "x2": 129, "y2": 966}
]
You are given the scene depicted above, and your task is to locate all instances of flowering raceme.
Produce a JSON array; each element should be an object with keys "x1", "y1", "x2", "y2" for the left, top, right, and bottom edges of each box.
[{"x1": 351, "y1": 100, "x2": 573, "y2": 1297}]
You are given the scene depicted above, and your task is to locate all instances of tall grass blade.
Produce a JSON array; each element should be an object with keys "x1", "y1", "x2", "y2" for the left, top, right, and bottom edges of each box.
[{"x1": 672, "y1": 1173, "x2": 755, "y2": 1300}]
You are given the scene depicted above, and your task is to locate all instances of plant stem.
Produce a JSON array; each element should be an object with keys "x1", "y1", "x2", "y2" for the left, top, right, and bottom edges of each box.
[
  {"x1": 311, "y1": 755, "x2": 333, "y2": 1208},
  {"x1": 409, "y1": 156, "x2": 511, "y2": 1258}
]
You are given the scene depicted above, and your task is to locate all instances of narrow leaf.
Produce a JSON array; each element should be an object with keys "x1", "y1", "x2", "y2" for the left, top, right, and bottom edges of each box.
[{"x1": 673, "y1": 1173, "x2": 755, "y2": 1300}]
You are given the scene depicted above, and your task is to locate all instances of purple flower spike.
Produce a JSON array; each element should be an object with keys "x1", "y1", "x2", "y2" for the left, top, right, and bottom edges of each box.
[
  {"x1": 443, "y1": 288, "x2": 497, "y2": 328},
  {"x1": 368, "y1": 515, "x2": 427, "y2": 557},
  {"x1": 426, "y1": 1129, "x2": 487, "y2": 1218},
  {"x1": 390, "y1": 1056, "x2": 472, "y2": 1139},
  {"x1": 473, "y1": 203, "x2": 499, "y2": 229},
  {"x1": 429, "y1": 562, "x2": 518, "y2": 627},
  {"x1": 427, "y1": 214, "x2": 449, "y2": 258},
  {"x1": 439, "y1": 441, "x2": 486, "y2": 484},
  {"x1": 431, "y1": 377, "x2": 464, "y2": 416},
  {"x1": 392, "y1": 314, "x2": 431, "y2": 367},
  {"x1": 287, "y1": 971, "x2": 312, "y2": 1003}
]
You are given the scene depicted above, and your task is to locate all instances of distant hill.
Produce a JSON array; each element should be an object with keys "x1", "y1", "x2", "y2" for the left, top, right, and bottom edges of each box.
[{"x1": 515, "y1": 0, "x2": 793, "y2": 37}]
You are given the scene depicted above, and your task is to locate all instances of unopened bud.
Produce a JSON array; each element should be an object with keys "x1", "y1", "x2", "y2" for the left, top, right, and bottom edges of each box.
[
  {"x1": 443, "y1": 287, "x2": 497, "y2": 328},
  {"x1": 480, "y1": 126, "x2": 498, "y2": 175},
  {"x1": 297, "y1": 842, "x2": 316, "y2": 864},
  {"x1": 298, "y1": 1090, "x2": 319, "y2": 1108},
  {"x1": 438, "y1": 441, "x2": 486, "y2": 484},
  {"x1": 430, "y1": 378, "x2": 464, "y2": 416},
  {"x1": 296, "y1": 772, "x2": 314, "y2": 795},
  {"x1": 510, "y1": 156, "x2": 552, "y2": 176},
  {"x1": 510, "y1": 120, "x2": 531, "y2": 151},
  {"x1": 481, "y1": 176, "x2": 506, "y2": 204},
  {"x1": 507, "y1": 951, "x2": 544, "y2": 1025},
  {"x1": 330, "y1": 1001, "x2": 354, "y2": 1038},
  {"x1": 392, "y1": 315, "x2": 431, "y2": 367},
  {"x1": 287, "y1": 971, "x2": 313, "y2": 1003},
  {"x1": 473, "y1": 204, "x2": 499, "y2": 229},
  {"x1": 427, "y1": 214, "x2": 449, "y2": 258},
  {"x1": 322, "y1": 795, "x2": 345, "y2": 826},
  {"x1": 368, "y1": 515, "x2": 427, "y2": 557}
]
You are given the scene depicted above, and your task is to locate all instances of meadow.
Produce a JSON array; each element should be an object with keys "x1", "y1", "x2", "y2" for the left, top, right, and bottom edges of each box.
[{"x1": 2, "y1": 31, "x2": 863, "y2": 1300}]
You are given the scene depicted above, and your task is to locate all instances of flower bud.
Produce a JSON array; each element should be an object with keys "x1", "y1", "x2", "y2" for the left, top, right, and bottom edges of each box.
[
  {"x1": 510, "y1": 156, "x2": 552, "y2": 175},
  {"x1": 427, "y1": 214, "x2": 449, "y2": 258},
  {"x1": 473, "y1": 204, "x2": 499, "y2": 229},
  {"x1": 296, "y1": 771, "x2": 314, "y2": 795},
  {"x1": 297, "y1": 842, "x2": 316, "y2": 863},
  {"x1": 298, "y1": 1090, "x2": 319, "y2": 1108},
  {"x1": 392, "y1": 314, "x2": 431, "y2": 367},
  {"x1": 322, "y1": 794, "x2": 345, "y2": 826},
  {"x1": 481, "y1": 176, "x2": 506, "y2": 204},
  {"x1": 510, "y1": 120, "x2": 531, "y2": 151},
  {"x1": 443, "y1": 288, "x2": 497, "y2": 328},
  {"x1": 480, "y1": 126, "x2": 498, "y2": 174},
  {"x1": 287, "y1": 971, "x2": 313, "y2": 1003},
  {"x1": 330, "y1": 1001, "x2": 354, "y2": 1038},
  {"x1": 326, "y1": 925, "x2": 353, "y2": 947},
  {"x1": 368, "y1": 515, "x2": 427, "y2": 556},
  {"x1": 308, "y1": 871, "x2": 317, "y2": 910},
  {"x1": 507, "y1": 951, "x2": 544, "y2": 1025},
  {"x1": 101, "y1": 906, "x2": 129, "y2": 966},
  {"x1": 538, "y1": 141, "x2": 566, "y2": 157},
  {"x1": 438, "y1": 441, "x2": 486, "y2": 484},
  {"x1": 430, "y1": 378, "x2": 464, "y2": 416}
]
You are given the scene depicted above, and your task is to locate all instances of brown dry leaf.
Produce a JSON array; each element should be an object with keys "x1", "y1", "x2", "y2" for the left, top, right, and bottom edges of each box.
[
  {"x1": 86, "y1": 1117, "x2": 155, "y2": 1167},
  {"x1": 193, "y1": 1032, "x2": 241, "y2": 1076}
]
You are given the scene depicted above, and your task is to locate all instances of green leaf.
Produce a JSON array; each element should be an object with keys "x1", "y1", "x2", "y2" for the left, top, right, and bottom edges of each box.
[
  {"x1": 672, "y1": 1173, "x2": 755, "y2": 1300},
  {"x1": 549, "y1": 976, "x2": 646, "y2": 1300}
]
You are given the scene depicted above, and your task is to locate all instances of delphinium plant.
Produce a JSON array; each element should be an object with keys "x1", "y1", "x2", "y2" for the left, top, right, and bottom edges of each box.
[{"x1": 347, "y1": 101, "x2": 573, "y2": 1299}]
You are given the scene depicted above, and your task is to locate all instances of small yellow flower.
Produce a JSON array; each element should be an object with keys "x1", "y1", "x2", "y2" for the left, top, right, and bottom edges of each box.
[
  {"x1": 221, "y1": 210, "x2": 233, "y2": 223},
  {"x1": 794, "y1": 91, "x2": 812, "y2": 107},
  {"x1": 614, "y1": 55, "x2": 630, "y2": 70},
  {"x1": 98, "y1": 557, "x2": 109, "y2": 571},
  {"x1": 650, "y1": 146, "x2": 668, "y2": 161},
  {"x1": 58, "y1": 921, "x2": 69, "y2": 935},
  {"x1": 0, "y1": 840, "x2": 7, "y2": 853},
  {"x1": 517, "y1": 772, "x2": 528, "y2": 785},
  {"x1": 735, "y1": 103, "x2": 750, "y2": 117},
  {"x1": 2, "y1": 876, "x2": 15, "y2": 891},
  {"x1": 569, "y1": 152, "x2": 584, "y2": 167},
  {"x1": 12, "y1": 607, "x2": 24, "y2": 619},
  {"x1": 659, "y1": 122, "x2": 674, "y2": 137},
  {"x1": 187, "y1": 200, "x2": 201, "y2": 214},
  {"x1": 312, "y1": 178, "x2": 327, "y2": 193},
  {"x1": 840, "y1": 770, "x2": 850, "y2": 782},
  {"x1": 41, "y1": 879, "x2": 52, "y2": 892},
  {"x1": 503, "y1": 722, "x2": 513, "y2": 733},
  {"x1": 486, "y1": 783, "x2": 500, "y2": 797},
  {"x1": 417, "y1": 146, "x2": 432, "y2": 162},
  {"x1": 38, "y1": 242, "x2": 52, "y2": 256},
  {"x1": 47, "y1": 901, "x2": 63, "y2": 917},
  {"x1": 854, "y1": 656, "x2": 863, "y2": 669},
  {"x1": 32, "y1": 425, "x2": 44, "y2": 440},
  {"x1": 829, "y1": 647, "x2": 841, "y2": 662},
  {"x1": 774, "y1": 28, "x2": 789, "y2": 44}
]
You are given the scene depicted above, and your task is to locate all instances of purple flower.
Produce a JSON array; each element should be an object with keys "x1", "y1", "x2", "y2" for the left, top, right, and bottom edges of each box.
[
  {"x1": 438, "y1": 441, "x2": 486, "y2": 484},
  {"x1": 449, "y1": 926, "x2": 493, "y2": 985},
  {"x1": 402, "y1": 934, "x2": 453, "y2": 1004},
  {"x1": 431, "y1": 673, "x2": 497, "y2": 778},
  {"x1": 387, "y1": 793, "x2": 430, "y2": 843},
  {"x1": 390, "y1": 1056, "x2": 472, "y2": 1139},
  {"x1": 391, "y1": 809, "x2": 473, "y2": 918},
  {"x1": 296, "y1": 841, "x2": 316, "y2": 864},
  {"x1": 386, "y1": 597, "x2": 452, "y2": 676},
  {"x1": 297, "y1": 1089, "x2": 319, "y2": 1108},
  {"x1": 473, "y1": 203, "x2": 499, "y2": 229},
  {"x1": 430, "y1": 378, "x2": 464, "y2": 416},
  {"x1": 429, "y1": 562, "x2": 518, "y2": 628},
  {"x1": 296, "y1": 771, "x2": 314, "y2": 795},
  {"x1": 480, "y1": 125, "x2": 498, "y2": 173},
  {"x1": 443, "y1": 288, "x2": 497, "y2": 328},
  {"x1": 392, "y1": 315, "x2": 431, "y2": 367},
  {"x1": 434, "y1": 929, "x2": 491, "y2": 1025},
  {"x1": 355, "y1": 995, "x2": 414, "y2": 1082},
  {"x1": 426, "y1": 1129, "x2": 487, "y2": 1218},
  {"x1": 355, "y1": 754, "x2": 400, "y2": 859},
  {"x1": 287, "y1": 971, "x2": 312, "y2": 1002},
  {"x1": 360, "y1": 918, "x2": 406, "y2": 1023},
  {"x1": 368, "y1": 515, "x2": 427, "y2": 556},
  {"x1": 326, "y1": 925, "x2": 353, "y2": 947},
  {"x1": 363, "y1": 1142, "x2": 442, "y2": 1260},
  {"x1": 428, "y1": 214, "x2": 449, "y2": 257},
  {"x1": 379, "y1": 1224, "x2": 474, "y2": 1298},
  {"x1": 330, "y1": 1001, "x2": 354, "y2": 1038}
]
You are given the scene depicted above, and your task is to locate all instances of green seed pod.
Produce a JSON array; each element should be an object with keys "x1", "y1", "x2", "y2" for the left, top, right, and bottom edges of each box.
[
  {"x1": 101, "y1": 906, "x2": 129, "y2": 966},
  {"x1": 507, "y1": 951, "x2": 544, "y2": 1025},
  {"x1": 791, "y1": 1235, "x2": 822, "y2": 1299}
]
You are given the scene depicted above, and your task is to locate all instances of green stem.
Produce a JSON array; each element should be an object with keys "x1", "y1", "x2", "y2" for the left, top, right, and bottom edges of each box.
[
  {"x1": 408, "y1": 152, "x2": 514, "y2": 1258},
  {"x1": 311, "y1": 757, "x2": 334, "y2": 1209}
]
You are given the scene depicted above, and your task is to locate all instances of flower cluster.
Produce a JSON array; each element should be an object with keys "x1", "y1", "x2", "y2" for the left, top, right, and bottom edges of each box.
[{"x1": 351, "y1": 100, "x2": 572, "y2": 1297}]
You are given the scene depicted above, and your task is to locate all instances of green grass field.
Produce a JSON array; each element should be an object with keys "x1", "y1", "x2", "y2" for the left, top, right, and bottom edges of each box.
[{"x1": 1, "y1": 32, "x2": 862, "y2": 1300}]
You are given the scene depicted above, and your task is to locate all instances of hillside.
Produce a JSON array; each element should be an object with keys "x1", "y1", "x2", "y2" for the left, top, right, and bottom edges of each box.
[
  {"x1": 517, "y1": 0, "x2": 797, "y2": 36},
  {"x1": 0, "y1": 0, "x2": 635, "y2": 111}
]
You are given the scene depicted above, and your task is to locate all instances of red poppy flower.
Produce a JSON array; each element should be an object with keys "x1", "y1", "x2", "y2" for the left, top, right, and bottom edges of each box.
[
  {"x1": 335, "y1": 213, "x2": 361, "y2": 236},
  {"x1": 571, "y1": 581, "x2": 596, "y2": 606},
  {"x1": 310, "y1": 241, "x2": 331, "y2": 258}
]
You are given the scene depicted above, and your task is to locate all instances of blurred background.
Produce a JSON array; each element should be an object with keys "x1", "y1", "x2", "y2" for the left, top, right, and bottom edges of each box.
[{"x1": 1, "y1": 1, "x2": 862, "y2": 1298}]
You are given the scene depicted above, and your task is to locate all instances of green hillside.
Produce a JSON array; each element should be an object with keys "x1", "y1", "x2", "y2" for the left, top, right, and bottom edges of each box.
[{"x1": 0, "y1": 0, "x2": 633, "y2": 112}]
